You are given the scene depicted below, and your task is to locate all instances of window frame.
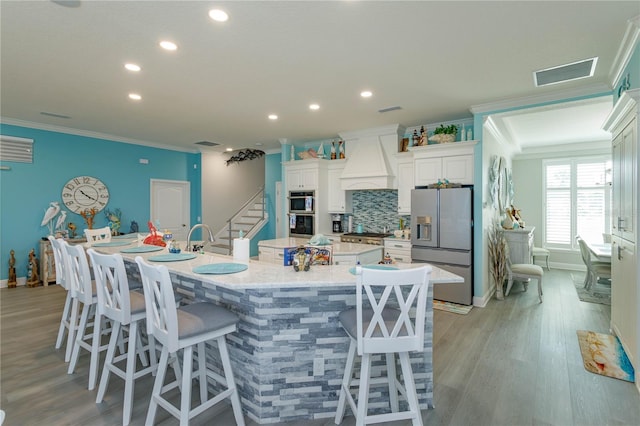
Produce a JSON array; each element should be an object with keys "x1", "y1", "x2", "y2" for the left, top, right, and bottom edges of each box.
[{"x1": 542, "y1": 156, "x2": 611, "y2": 251}]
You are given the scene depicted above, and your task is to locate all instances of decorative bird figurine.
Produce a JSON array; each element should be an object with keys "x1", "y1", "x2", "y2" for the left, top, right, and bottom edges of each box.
[
  {"x1": 55, "y1": 210, "x2": 67, "y2": 232},
  {"x1": 41, "y1": 201, "x2": 60, "y2": 226},
  {"x1": 41, "y1": 201, "x2": 61, "y2": 235}
]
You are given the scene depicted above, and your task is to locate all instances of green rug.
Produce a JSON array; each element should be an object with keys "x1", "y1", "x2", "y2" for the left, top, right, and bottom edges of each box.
[
  {"x1": 433, "y1": 300, "x2": 472, "y2": 315},
  {"x1": 571, "y1": 273, "x2": 610, "y2": 306},
  {"x1": 577, "y1": 330, "x2": 635, "y2": 382}
]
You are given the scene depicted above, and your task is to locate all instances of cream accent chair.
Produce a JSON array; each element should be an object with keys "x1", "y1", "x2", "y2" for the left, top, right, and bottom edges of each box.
[
  {"x1": 505, "y1": 262, "x2": 544, "y2": 303},
  {"x1": 84, "y1": 226, "x2": 112, "y2": 246},
  {"x1": 532, "y1": 247, "x2": 550, "y2": 270},
  {"x1": 335, "y1": 265, "x2": 432, "y2": 426}
]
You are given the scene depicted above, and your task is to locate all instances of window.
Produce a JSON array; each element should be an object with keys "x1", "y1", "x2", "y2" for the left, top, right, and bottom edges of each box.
[{"x1": 543, "y1": 157, "x2": 611, "y2": 249}]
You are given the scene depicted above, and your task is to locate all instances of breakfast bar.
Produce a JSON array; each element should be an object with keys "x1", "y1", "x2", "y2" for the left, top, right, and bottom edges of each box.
[{"x1": 96, "y1": 243, "x2": 463, "y2": 424}]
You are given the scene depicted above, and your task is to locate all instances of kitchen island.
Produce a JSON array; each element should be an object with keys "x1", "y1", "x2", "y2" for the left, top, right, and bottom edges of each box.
[{"x1": 96, "y1": 243, "x2": 463, "y2": 424}]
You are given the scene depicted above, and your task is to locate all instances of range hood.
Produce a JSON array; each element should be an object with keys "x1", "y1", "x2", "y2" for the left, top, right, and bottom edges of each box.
[{"x1": 339, "y1": 124, "x2": 405, "y2": 190}]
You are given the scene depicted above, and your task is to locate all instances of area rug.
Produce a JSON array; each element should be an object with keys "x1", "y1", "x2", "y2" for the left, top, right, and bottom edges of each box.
[
  {"x1": 433, "y1": 300, "x2": 472, "y2": 315},
  {"x1": 576, "y1": 330, "x2": 635, "y2": 383},
  {"x1": 571, "y1": 273, "x2": 611, "y2": 305}
]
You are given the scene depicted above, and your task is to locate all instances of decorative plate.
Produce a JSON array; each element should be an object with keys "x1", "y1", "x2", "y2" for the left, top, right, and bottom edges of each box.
[
  {"x1": 92, "y1": 241, "x2": 133, "y2": 247},
  {"x1": 120, "y1": 245, "x2": 164, "y2": 253},
  {"x1": 192, "y1": 263, "x2": 248, "y2": 275},
  {"x1": 112, "y1": 234, "x2": 136, "y2": 240},
  {"x1": 148, "y1": 253, "x2": 197, "y2": 262},
  {"x1": 348, "y1": 264, "x2": 398, "y2": 275}
]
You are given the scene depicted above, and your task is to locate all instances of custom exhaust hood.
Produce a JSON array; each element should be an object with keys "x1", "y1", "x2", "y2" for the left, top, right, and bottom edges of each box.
[{"x1": 339, "y1": 124, "x2": 405, "y2": 190}]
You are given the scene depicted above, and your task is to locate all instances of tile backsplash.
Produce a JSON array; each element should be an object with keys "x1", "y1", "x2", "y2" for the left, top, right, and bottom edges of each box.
[{"x1": 350, "y1": 190, "x2": 410, "y2": 233}]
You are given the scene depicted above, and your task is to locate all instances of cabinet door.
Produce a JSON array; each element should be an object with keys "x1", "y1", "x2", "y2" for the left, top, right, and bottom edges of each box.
[
  {"x1": 286, "y1": 169, "x2": 302, "y2": 191},
  {"x1": 301, "y1": 168, "x2": 318, "y2": 190},
  {"x1": 397, "y1": 161, "x2": 414, "y2": 214},
  {"x1": 327, "y1": 167, "x2": 348, "y2": 212},
  {"x1": 611, "y1": 236, "x2": 637, "y2": 368},
  {"x1": 414, "y1": 158, "x2": 442, "y2": 186},
  {"x1": 442, "y1": 155, "x2": 473, "y2": 184},
  {"x1": 333, "y1": 254, "x2": 357, "y2": 265},
  {"x1": 258, "y1": 246, "x2": 275, "y2": 263},
  {"x1": 621, "y1": 121, "x2": 636, "y2": 242}
]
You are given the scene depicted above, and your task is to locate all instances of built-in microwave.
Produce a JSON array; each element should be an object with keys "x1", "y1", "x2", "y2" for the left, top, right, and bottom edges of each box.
[
  {"x1": 289, "y1": 213, "x2": 314, "y2": 237},
  {"x1": 289, "y1": 191, "x2": 314, "y2": 213}
]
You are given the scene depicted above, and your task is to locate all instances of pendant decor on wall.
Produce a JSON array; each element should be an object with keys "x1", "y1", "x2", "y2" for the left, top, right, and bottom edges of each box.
[{"x1": 225, "y1": 149, "x2": 265, "y2": 166}]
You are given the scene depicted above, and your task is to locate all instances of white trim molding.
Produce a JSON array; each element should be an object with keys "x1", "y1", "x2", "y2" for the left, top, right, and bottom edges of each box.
[{"x1": 609, "y1": 15, "x2": 640, "y2": 91}]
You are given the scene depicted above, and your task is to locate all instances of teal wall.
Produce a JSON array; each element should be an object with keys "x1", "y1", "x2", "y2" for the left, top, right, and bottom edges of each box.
[
  {"x1": 251, "y1": 152, "x2": 282, "y2": 255},
  {"x1": 0, "y1": 124, "x2": 201, "y2": 281},
  {"x1": 614, "y1": 42, "x2": 640, "y2": 102}
]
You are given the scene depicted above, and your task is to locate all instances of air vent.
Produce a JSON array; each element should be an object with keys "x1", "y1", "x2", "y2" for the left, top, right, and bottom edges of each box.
[
  {"x1": 534, "y1": 57, "x2": 598, "y2": 87},
  {"x1": 195, "y1": 141, "x2": 219, "y2": 147},
  {"x1": 0, "y1": 135, "x2": 34, "y2": 163},
  {"x1": 378, "y1": 106, "x2": 402, "y2": 113},
  {"x1": 40, "y1": 111, "x2": 71, "y2": 119}
]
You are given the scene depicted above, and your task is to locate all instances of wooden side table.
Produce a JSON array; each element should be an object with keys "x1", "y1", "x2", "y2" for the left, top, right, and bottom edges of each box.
[
  {"x1": 501, "y1": 227, "x2": 535, "y2": 265},
  {"x1": 39, "y1": 237, "x2": 86, "y2": 286}
]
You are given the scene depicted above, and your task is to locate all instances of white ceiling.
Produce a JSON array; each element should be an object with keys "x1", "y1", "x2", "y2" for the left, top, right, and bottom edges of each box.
[{"x1": 1, "y1": 1, "x2": 638, "y2": 153}]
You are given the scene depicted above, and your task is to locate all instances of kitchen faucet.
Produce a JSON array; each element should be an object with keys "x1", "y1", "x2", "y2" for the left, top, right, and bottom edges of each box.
[{"x1": 186, "y1": 223, "x2": 215, "y2": 252}]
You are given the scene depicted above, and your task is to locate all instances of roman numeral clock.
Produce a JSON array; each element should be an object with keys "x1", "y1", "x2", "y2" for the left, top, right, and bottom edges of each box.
[{"x1": 61, "y1": 175, "x2": 110, "y2": 213}]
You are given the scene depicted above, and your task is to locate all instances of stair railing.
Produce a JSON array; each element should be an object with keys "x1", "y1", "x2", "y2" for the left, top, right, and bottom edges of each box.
[{"x1": 225, "y1": 185, "x2": 266, "y2": 254}]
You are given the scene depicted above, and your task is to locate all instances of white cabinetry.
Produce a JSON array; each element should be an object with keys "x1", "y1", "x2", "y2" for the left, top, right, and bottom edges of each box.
[
  {"x1": 383, "y1": 238, "x2": 412, "y2": 263},
  {"x1": 285, "y1": 161, "x2": 320, "y2": 191},
  {"x1": 410, "y1": 141, "x2": 476, "y2": 186},
  {"x1": 501, "y1": 227, "x2": 534, "y2": 264},
  {"x1": 327, "y1": 160, "x2": 352, "y2": 213},
  {"x1": 603, "y1": 88, "x2": 639, "y2": 384},
  {"x1": 395, "y1": 154, "x2": 414, "y2": 214},
  {"x1": 333, "y1": 248, "x2": 383, "y2": 266}
]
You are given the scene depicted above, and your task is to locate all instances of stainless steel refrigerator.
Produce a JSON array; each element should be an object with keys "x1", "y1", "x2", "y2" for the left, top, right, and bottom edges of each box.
[{"x1": 411, "y1": 187, "x2": 473, "y2": 305}]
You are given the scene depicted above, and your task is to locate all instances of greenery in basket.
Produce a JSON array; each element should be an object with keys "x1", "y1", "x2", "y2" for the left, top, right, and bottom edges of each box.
[{"x1": 434, "y1": 124, "x2": 458, "y2": 135}]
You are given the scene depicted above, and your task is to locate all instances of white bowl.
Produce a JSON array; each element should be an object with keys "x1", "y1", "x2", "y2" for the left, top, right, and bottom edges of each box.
[{"x1": 393, "y1": 230, "x2": 403, "y2": 238}]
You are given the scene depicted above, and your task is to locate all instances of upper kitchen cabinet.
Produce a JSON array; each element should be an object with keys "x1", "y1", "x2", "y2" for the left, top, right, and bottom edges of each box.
[
  {"x1": 411, "y1": 141, "x2": 476, "y2": 186},
  {"x1": 395, "y1": 153, "x2": 414, "y2": 214},
  {"x1": 327, "y1": 159, "x2": 352, "y2": 213},
  {"x1": 285, "y1": 159, "x2": 322, "y2": 191},
  {"x1": 605, "y1": 89, "x2": 638, "y2": 243}
]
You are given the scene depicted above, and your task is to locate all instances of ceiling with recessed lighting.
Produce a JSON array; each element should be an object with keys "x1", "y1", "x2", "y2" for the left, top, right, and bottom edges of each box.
[{"x1": 1, "y1": 1, "x2": 638, "y2": 153}]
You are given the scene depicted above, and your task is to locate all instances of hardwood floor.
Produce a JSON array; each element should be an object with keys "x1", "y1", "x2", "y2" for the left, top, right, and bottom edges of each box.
[{"x1": 2, "y1": 269, "x2": 639, "y2": 425}]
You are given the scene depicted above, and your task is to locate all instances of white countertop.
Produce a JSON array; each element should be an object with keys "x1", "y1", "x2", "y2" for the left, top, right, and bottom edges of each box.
[
  {"x1": 258, "y1": 237, "x2": 383, "y2": 255},
  {"x1": 93, "y1": 241, "x2": 463, "y2": 291}
]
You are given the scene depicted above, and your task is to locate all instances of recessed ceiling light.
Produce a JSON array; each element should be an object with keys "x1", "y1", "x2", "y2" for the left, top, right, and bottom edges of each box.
[
  {"x1": 124, "y1": 63, "x2": 141, "y2": 72},
  {"x1": 256, "y1": 142, "x2": 263, "y2": 146},
  {"x1": 209, "y1": 9, "x2": 229, "y2": 22},
  {"x1": 159, "y1": 40, "x2": 177, "y2": 51},
  {"x1": 309, "y1": 104, "x2": 320, "y2": 110},
  {"x1": 360, "y1": 90, "x2": 373, "y2": 98},
  {"x1": 226, "y1": 148, "x2": 233, "y2": 152},
  {"x1": 128, "y1": 93, "x2": 142, "y2": 100},
  {"x1": 268, "y1": 114, "x2": 278, "y2": 120}
]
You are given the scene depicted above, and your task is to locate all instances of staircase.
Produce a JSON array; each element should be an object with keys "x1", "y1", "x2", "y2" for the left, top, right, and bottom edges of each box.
[{"x1": 207, "y1": 187, "x2": 268, "y2": 255}]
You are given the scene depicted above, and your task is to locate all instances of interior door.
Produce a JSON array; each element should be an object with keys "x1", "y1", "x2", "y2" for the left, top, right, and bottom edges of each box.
[{"x1": 150, "y1": 179, "x2": 190, "y2": 240}]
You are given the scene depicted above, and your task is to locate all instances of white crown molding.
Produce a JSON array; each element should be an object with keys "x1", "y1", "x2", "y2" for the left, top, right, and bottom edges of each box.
[
  {"x1": 0, "y1": 116, "x2": 200, "y2": 154},
  {"x1": 603, "y1": 88, "x2": 640, "y2": 131},
  {"x1": 469, "y1": 83, "x2": 611, "y2": 115},
  {"x1": 609, "y1": 15, "x2": 640, "y2": 90},
  {"x1": 483, "y1": 115, "x2": 520, "y2": 152},
  {"x1": 513, "y1": 140, "x2": 611, "y2": 160}
]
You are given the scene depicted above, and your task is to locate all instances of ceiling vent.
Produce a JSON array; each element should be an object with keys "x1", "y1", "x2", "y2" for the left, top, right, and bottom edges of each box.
[
  {"x1": 0, "y1": 135, "x2": 34, "y2": 163},
  {"x1": 40, "y1": 111, "x2": 71, "y2": 119},
  {"x1": 194, "y1": 140, "x2": 219, "y2": 147},
  {"x1": 378, "y1": 106, "x2": 402, "y2": 113},
  {"x1": 534, "y1": 57, "x2": 598, "y2": 87}
]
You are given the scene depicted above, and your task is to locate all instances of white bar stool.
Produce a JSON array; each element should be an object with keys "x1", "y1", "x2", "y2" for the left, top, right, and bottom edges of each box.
[
  {"x1": 84, "y1": 226, "x2": 112, "y2": 245},
  {"x1": 87, "y1": 249, "x2": 155, "y2": 426},
  {"x1": 135, "y1": 256, "x2": 245, "y2": 426},
  {"x1": 334, "y1": 265, "x2": 432, "y2": 426},
  {"x1": 48, "y1": 236, "x2": 75, "y2": 362},
  {"x1": 65, "y1": 243, "x2": 109, "y2": 390}
]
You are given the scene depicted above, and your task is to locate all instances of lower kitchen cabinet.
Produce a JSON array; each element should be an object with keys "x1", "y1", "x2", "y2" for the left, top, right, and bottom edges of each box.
[{"x1": 383, "y1": 238, "x2": 412, "y2": 263}]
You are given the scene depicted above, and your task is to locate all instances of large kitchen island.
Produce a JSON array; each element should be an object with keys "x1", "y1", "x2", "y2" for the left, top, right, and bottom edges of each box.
[{"x1": 97, "y1": 242, "x2": 463, "y2": 424}]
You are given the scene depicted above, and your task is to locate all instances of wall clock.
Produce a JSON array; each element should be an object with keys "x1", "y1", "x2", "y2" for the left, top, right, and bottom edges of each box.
[{"x1": 61, "y1": 175, "x2": 110, "y2": 213}]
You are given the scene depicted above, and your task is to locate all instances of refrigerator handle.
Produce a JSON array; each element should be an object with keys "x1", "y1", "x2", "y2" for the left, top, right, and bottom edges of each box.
[{"x1": 416, "y1": 216, "x2": 432, "y2": 242}]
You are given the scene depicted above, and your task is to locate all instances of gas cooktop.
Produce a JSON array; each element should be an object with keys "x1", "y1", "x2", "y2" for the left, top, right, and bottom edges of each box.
[{"x1": 340, "y1": 232, "x2": 392, "y2": 245}]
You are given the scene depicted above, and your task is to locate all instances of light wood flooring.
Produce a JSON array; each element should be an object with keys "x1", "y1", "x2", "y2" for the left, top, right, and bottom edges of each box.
[{"x1": 2, "y1": 269, "x2": 639, "y2": 425}]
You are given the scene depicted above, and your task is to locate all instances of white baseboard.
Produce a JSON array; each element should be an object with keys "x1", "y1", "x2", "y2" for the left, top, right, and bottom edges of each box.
[{"x1": 0, "y1": 277, "x2": 27, "y2": 288}]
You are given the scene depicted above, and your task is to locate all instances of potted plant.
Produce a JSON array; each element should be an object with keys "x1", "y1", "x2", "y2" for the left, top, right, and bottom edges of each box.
[{"x1": 429, "y1": 124, "x2": 458, "y2": 144}]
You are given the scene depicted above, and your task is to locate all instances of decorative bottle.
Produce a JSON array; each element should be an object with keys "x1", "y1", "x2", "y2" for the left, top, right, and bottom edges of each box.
[
  {"x1": 467, "y1": 128, "x2": 473, "y2": 141},
  {"x1": 290, "y1": 145, "x2": 295, "y2": 161},
  {"x1": 461, "y1": 124, "x2": 466, "y2": 141},
  {"x1": 339, "y1": 140, "x2": 345, "y2": 159}
]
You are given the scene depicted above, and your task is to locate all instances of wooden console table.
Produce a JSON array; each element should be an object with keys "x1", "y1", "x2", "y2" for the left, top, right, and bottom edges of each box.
[
  {"x1": 39, "y1": 237, "x2": 86, "y2": 286},
  {"x1": 501, "y1": 227, "x2": 535, "y2": 264}
]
